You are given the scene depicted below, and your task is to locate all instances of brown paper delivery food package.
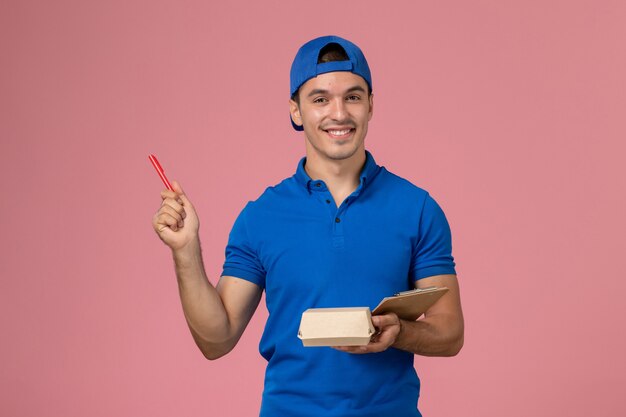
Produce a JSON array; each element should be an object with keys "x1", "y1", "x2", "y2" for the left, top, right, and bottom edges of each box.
[
  {"x1": 297, "y1": 287, "x2": 449, "y2": 347},
  {"x1": 298, "y1": 307, "x2": 375, "y2": 347}
]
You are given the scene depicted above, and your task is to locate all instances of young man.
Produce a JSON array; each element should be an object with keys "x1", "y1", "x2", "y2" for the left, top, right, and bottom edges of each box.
[{"x1": 153, "y1": 35, "x2": 464, "y2": 417}]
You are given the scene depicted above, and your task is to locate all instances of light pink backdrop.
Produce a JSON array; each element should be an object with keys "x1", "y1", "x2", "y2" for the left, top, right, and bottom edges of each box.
[{"x1": 2, "y1": 1, "x2": 625, "y2": 416}]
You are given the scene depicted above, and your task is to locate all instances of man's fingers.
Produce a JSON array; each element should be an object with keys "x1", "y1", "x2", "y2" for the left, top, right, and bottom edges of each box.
[
  {"x1": 168, "y1": 180, "x2": 194, "y2": 211},
  {"x1": 160, "y1": 189, "x2": 180, "y2": 201},
  {"x1": 374, "y1": 328, "x2": 397, "y2": 346},
  {"x1": 371, "y1": 313, "x2": 398, "y2": 329},
  {"x1": 171, "y1": 180, "x2": 193, "y2": 205},
  {"x1": 366, "y1": 340, "x2": 388, "y2": 353},
  {"x1": 332, "y1": 343, "x2": 385, "y2": 354},
  {"x1": 159, "y1": 204, "x2": 184, "y2": 225},
  {"x1": 178, "y1": 193, "x2": 192, "y2": 209},
  {"x1": 332, "y1": 313, "x2": 401, "y2": 355},
  {"x1": 176, "y1": 190, "x2": 194, "y2": 212},
  {"x1": 160, "y1": 197, "x2": 186, "y2": 218},
  {"x1": 332, "y1": 346, "x2": 369, "y2": 354},
  {"x1": 154, "y1": 210, "x2": 183, "y2": 231},
  {"x1": 171, "y1": 179, "x2": 185, "y2": 195}
]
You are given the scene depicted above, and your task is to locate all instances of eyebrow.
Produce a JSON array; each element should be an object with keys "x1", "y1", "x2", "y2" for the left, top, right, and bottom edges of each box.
[{"x1": 306, "y1": 85, "x2": 367, "y2": 98}]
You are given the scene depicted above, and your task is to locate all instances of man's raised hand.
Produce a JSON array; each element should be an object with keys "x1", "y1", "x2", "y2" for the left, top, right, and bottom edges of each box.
[{"x1": 152, "y1": 180, "x2": 200, "y2": 251}]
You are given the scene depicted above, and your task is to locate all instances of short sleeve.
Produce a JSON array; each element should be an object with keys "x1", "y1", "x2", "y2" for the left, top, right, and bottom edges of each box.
[
  {"x1": 410, "y1": 194, "x2": 457, "y2": 281},
  {"x1": 221, "y1": 203, "x2": 266, "y2": 288}
]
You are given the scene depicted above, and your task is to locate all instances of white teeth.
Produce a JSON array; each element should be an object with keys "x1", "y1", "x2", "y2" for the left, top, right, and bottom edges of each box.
[{"x1": 328, "y1": 129, "x2": 351, "y2": 136}]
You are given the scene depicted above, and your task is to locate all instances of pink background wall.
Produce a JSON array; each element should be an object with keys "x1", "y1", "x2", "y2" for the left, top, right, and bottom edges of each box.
[{"x1": 2, "y1": 1, "x2": 625, "y2": 416}]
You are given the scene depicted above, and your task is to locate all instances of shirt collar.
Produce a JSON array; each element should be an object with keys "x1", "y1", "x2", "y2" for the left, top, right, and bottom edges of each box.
[{"x1": 294, "y1": 150, "x2": 381, "y2": 193}]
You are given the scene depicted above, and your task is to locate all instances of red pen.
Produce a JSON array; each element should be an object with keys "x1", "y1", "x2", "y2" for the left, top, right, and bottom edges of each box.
[{"x1": 148, "y1": 154, "x2": 173, "y2": 191}]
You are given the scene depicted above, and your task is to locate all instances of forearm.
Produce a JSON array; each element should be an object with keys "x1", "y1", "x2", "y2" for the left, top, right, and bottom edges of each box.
[
  {"x1": 172, "y1": 239, "x2": 233, "y2": 349},
  {"x1": 393, "y1": 314, "x2": 464, "y2": 357}
]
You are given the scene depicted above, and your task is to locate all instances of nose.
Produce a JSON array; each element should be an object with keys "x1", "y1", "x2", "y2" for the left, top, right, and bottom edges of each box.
[{"x1": 329, "y1": 98, "x2": 348, "y2": 121}]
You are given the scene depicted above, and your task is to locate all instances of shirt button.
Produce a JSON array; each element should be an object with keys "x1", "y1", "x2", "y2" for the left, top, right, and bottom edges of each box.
[
  {"x1": 335, "y1": 217, "x2": 341, "y2": 223},
  {"x1": 326, "y1": 199, "x2": 331, "y2": 204}
]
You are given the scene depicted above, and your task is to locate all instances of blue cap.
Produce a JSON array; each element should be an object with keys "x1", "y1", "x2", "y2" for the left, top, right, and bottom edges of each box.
[{"x1": 289, "y1": 35, "x2": 373, "y2": 131}]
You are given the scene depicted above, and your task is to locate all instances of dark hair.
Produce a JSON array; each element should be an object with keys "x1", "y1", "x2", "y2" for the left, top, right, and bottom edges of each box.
[
  {"x1": 291, "y1": 43, "x2": 371, "y2": 104},
  {"x1": 317, "y1": 42, "x2": 350, "y2": 63}
]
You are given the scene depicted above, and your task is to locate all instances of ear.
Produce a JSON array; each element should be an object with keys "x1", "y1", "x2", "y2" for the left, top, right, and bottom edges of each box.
[
  {"x1": 289, "y1": 99, "x2": 303, "y2": 128},
  {"x1": 368, "y1": 93, "x2": 374, "y2": 121}
]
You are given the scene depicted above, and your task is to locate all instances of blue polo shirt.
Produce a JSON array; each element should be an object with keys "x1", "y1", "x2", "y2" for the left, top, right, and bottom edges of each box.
[{"x1": 221, "y1": 150, "x2": 456, "y2": 417}]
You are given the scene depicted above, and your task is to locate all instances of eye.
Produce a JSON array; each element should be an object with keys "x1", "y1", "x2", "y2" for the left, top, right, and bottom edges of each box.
[
  {"x1": 346, "y1": 95, "x2": 361, "y2": 101},
  {"x1": 313, "y1": 97, "x2": 328, "y2": 103}
]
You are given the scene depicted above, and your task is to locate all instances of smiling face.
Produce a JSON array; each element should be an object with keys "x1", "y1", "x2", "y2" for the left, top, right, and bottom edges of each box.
[{"x1": 289, "y1": 71, "x2": 373, "y2": 162}]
